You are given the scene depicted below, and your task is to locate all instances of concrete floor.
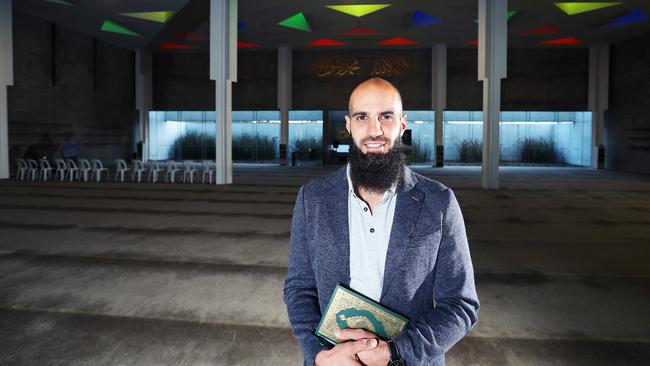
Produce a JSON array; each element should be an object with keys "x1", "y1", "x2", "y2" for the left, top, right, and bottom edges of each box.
[{"x1": 0, "y1": 165, "x2": 649, "y2": 365}]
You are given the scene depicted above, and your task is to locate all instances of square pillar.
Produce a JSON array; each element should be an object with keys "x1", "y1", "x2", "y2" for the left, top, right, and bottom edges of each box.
[
  {"x1": 478, "y1": 0, "x2": 507, "y2": 189},
  {"x1": 0, "y1": 0, "x2": 13, "y2": 179},
  {"x1": 210, "y1": 0, "x2": 237, "y2": 184}
]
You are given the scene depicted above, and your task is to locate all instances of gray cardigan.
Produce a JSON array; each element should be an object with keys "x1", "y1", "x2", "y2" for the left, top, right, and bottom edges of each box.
[{"x1": 284, "y1": 166, "x2": 479, "y2": 366}]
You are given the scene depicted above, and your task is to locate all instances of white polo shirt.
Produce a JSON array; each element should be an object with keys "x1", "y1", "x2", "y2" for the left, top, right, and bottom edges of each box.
[{"x1": 346, "y1": 164, "x2": 398, "y2": 302}]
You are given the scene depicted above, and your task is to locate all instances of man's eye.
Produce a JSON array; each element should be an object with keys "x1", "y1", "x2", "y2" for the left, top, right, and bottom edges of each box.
[
  {"x1": 382, "y1": 115, "x2": 393, "y2": 120},
  {"x1": 356, "y1": 115, "x2": 367, "y2": 121}
]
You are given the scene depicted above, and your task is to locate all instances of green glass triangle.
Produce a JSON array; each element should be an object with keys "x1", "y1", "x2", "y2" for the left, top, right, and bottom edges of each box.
[
  {"x1": 120, "y1": 11, "x2": 175, "y2": 23},
  {"x1": 554, "y1": 2, "x2": 622, "y2": 15},
  {"x1": 44, "y1": 0, "x2": 74, "y2": 6},
  {"x1": 325, "y1": 4, "x2": 391, "y2": 17},
  {"x1": 101, "y1": 20, "x2": 141, "y2": 37},
  {"x1": 278, "y1": 12, "x2": 311, "y2": 32}
]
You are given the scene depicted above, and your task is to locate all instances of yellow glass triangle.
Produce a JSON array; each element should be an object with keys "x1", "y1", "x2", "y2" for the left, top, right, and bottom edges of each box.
[
  {"x1": 554, "y1": 2, "x2": 622, "y2": 16},
  {"x1": 120, "y1": 11, "x2": 175, "y2": 23},
  {"x1": 325, "y1": 4, "x2": 391, "y2": 17}
]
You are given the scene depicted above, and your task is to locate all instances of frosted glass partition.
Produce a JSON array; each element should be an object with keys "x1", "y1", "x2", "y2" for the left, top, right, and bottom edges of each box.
[
  {"x1": 232, "y1": 110, "x2": 280, "y2": 162},
  {"x1": 148, "y1": 111, "x2": 216, "y2": 161},
  {"x1": 148, "y1": 110, "x2": 281, "y2": 163},
  {"x1": 405, "y1": 110, "x2": 435, "y2": 164},
  {"x1": 443, "y1": 111, "x2": 592, "y2": 166},
  {"x1": 289, "y1": 110, "x2": 323, "y2": 161}
]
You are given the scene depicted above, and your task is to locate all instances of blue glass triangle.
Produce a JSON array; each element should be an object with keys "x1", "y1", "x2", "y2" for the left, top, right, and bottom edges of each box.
[
  {"x1": 238, "y1": 22, "x2": 247, "y2": 30},
  {"x1": 411, "y1": 10, "x2": 438, "y2": 29},
  {"x1": 607, "y1": 9, "x2": 647, "y2": 28}
]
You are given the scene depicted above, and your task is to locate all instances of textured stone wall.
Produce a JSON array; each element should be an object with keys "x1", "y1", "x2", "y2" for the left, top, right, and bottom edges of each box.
[
  {"x1": 608, "y1": 31, "x2": 650, "y2": 175},
  {"x1": 447, "y1": 48, "x2": 589, "y2": 111},
  {"x1": 8, "y1": 9, "x2": 134, "y2": 168}
]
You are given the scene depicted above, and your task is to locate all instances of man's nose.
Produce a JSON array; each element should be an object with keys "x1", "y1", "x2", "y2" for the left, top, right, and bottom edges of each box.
[{"x1": 368, "y1": 115, "x2": 384, "y2": 138}]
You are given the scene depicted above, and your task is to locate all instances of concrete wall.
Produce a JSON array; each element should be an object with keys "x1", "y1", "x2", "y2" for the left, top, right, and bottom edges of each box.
[
  {"x1": 447, "y1": 49, "x2": 589, "y2": 111},
  {"x1": 152, "y1": 50, "x2": 277, "y2": 111},
  {"x1": 8, "y1": 9, "x2": 135, "y2": 168},
  {"x1": 608, "y1": 31, "x2": 650, "y2": 175}
]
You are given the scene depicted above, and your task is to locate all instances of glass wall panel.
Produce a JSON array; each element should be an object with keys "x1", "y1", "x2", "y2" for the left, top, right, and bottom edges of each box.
[
  {"x1": 289, "y1": 110, "x2": 323, "y2": 164},
  {"x1": 443, "y1": 111, "x2": 592, "y2": 166},
  {"x1": 147, "y1": 111, "x2": 215, "y2": 161},
  {"x1": 148, "y1": 110, "x2": 283, "y2": 163},
  {"x1": 232, "y1": 110, "x2": 280, "y2": 162},
  {"x1": 405, "y1": 110, "x2": 435, "y2": 165}
]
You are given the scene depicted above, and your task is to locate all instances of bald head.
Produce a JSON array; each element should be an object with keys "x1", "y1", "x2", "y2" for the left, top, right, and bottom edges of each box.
[{"x1": 347, "y1": 78, "x2": 403, "y2": 116}]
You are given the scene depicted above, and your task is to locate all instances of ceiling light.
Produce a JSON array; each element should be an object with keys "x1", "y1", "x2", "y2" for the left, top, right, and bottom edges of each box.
[
  {"x1": 554, "y1": 2, "x2": 622, "y2": 16},
  {"x1": 325, "y1": 4, "x2": 391, "y2": 17},
  {"x1": 410, "y1": 11, "x2": 439, "y2": 29},
  {"x1": 120, "y1": 11, "x2": 175, "y2": 23},
  {"x1": 607, "y1": 9, "x2": 647, "y2": 27},
  {"x1": 238, "y1": 41, "x2": 261, "y2": 48},
  {"x1": 100, "y1": 20, "x2": 141, "y2": 37},
  {"x1": 541, "y1": 37, "x2": 581, "y2": 45},
  {"x1": 339, "y1": 26, "x2": 382, "y2": 36},
  {"x1": 278, "y1": 12, "x2": 311, "y2": 32},
  {"x1": 378, "y1": 37, "x2": 417, "y2": 45},
  {"x1": 307, "y1": 38, "x2": 346, "y2": 46}
]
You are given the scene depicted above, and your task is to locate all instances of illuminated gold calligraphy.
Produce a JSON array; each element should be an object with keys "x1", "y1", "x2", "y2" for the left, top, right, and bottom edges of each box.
[
  {"x1": 315, "y1": 57, "x2": 361, "y2": 77},
  {"x1": 371, "y1": 56, "x2": 410, "y2": 77}
]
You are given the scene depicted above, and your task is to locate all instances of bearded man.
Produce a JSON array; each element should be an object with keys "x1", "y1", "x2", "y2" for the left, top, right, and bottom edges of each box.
[{"x1": 284, "y1": 78, "x2": 479, "y2": 366}]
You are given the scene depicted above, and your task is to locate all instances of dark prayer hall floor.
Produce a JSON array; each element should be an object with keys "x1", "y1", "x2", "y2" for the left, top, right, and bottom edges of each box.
[{"x1": 0, "y1": 165, "x2": 649, "y2": 365}]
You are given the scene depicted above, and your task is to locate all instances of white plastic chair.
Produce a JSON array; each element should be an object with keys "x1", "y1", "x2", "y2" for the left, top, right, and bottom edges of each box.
[
  {"x1": 202, "y1": 160, "x2": 216, "y2": 184},
  {"x1": 131, "y1": 159, "x2": 147, "y2": 183},
  {"x1": 66, "y1": 159, "x2": 80, "y2": 181},
  {"x1": 165, "y1": 160, "x2": 180, "y2": 183},
  {"x1": 182, "y1": 160, "x2": 197, "y2": 183},
  {"x1": 26, "y1": 159, "x2": 39, "y2": 181},
  {"x1": 147, "y1": 160, "x2": 164, "y2": 183},
  {"x1": 16, "y1": 159, "x2": 28, "y2": 180},
  {"x1": 114, "y1": 159, "x2": 131, "y2": 182},
  {"x1": 54, "y1": 159, "x2": 67, "y2": 181},
  {"x1": 78, "y1": 159, "x2": 92, "y2": 182},
  {"x1": 39, "y1": 159, "x2": 54, "y2": 182},
  {"x1": 91, "y1": 159, "x2": 108, "y2": 182}
]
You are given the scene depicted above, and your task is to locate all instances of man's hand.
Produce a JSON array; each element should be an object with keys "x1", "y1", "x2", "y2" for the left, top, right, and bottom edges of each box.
[
  {"x1": 314, "y1": 336, "x2": 378, "y2": 366},
  {"x1": 336, "y1": 328, "x2": 391, "y2": 366}
]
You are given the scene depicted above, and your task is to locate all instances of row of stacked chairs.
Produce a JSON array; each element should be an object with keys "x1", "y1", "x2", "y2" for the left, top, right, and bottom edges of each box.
[{"x1": 15, "y1": 159, "x2": 219, "y2": 184}]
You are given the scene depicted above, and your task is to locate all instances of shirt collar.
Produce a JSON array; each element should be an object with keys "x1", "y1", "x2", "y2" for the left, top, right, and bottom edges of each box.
[{"x1": 346, "y1": 163, "x2": 398, "y2": 201}]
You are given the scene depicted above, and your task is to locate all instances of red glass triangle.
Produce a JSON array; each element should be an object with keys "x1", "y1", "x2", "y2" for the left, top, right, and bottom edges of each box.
[
  {"x1": 520, "y1": 25, "x2": 560, "y2": 36},
  {"x1": 467, "y1": 39, "x2": 479, "y2": 45},
  {"x1": 307, "y1": 38, "x2": 346, "y2": 46},
  {"x1": 339, "y1": 26, "x2": 382, "y2": 36},
  {"x1": 378, "y1": 37, "x2": 417, "y2": 45},
  {"x1": 175, "y1": 32, "x2": 208, "y2": 41},
  {"x1": 238, "y1": 41, "x2": 261, "y2": 48},
  {"x1": 160, "y1": 42, "x2": 193, "y2": 50},
  {"x1": 541, "y1": 37, "x2": 580, "y2": 45}
]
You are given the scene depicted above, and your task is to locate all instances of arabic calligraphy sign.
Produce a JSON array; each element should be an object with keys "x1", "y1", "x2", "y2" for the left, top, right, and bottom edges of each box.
[{"x1": 314, "y1": 55, "x2": 411, "y2": 78}]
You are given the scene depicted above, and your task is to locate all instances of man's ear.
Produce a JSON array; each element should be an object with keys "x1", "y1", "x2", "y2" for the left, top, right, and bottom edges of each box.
[
  {"x1": 344, "y1": 114, "x2": 352, "y2": 134},
  {"x1": 399, "y1": 114, "x2": 407, "y2": 136}
]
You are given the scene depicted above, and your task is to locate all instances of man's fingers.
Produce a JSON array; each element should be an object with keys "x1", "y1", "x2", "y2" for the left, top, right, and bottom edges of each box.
[
  {"x1": 336, "y1": 328, "x2": 378, "y2": 341},
  {"x1": 344, "y1": 338, "x2": 378, "y2": 354}
]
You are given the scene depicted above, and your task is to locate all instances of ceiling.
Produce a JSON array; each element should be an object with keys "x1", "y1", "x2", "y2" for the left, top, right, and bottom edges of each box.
[{"x1": 14, "y1": 0, "x2": 650, "y2": 52}]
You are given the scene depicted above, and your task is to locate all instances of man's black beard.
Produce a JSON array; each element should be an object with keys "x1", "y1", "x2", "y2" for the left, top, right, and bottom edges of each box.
[{"x1": 349, "y1": 136, "x2": 405, "y2": 194}]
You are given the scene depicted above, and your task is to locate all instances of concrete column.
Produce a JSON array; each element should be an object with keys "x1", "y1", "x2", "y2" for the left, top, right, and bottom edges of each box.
[
  {"x1": 431, "y1": 44, "x2": 447, "y2": 167},
  {"x1": 478, "y1": 0, "x2": 508, "y2": 190},
  {"x1": 135, "y1": 50, "x2": 153, "y2": 161},
  {"x1": 588, "y1": 45, "x2": 609, "y2": 169},
  {"x1": 277, "y1": 46, "x2": 292, "y2": 165},
  {"x1": 0, "y1": 0, "x2": 13, "y2": 179},
  {"x1": 210, "y1": 0, "x2": 237, "y2": 184}
]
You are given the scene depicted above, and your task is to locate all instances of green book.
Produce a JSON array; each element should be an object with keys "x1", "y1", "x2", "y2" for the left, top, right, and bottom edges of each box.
[{"x1": 314, "y1": 284, "x2": 409, "y2": 345}]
